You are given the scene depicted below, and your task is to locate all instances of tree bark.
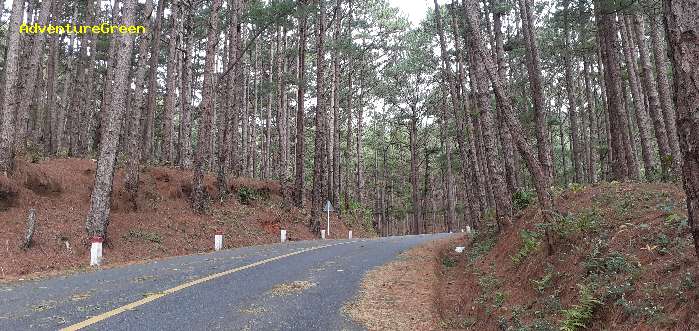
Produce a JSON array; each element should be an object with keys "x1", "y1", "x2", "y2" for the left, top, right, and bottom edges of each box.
[
  {"x1": 124, "y1": 0, "x2": 155, "y2": 210},
  {"x1": 563, "y1": 1, "x2": 584, "y2": 183},
  {"x1": 229, "y1": 0, "x2": 243, "y2": 176},
  {"x1": 409, "y1": 105, "x2": 421, "y2": 234},
  {"x1": 0, "y1": 0, "x2": 26, "y2": 174},
  {"x1": 620, "y1": 16, "x2": 657, "y2": 180},
  {"x1": 16, "y1": 0, "x2": 52, "y2": 154},
  {"x1": 596, "y1": 4, "x2": 630, "y2": 181},
  {"x1": 331, "y1": 0, "x2": 342, "y2": 211},
  {"x1": 192, "y1": 0, "x2": 223, "y2": 213},
  {"x1": 439, "y1": 98, "x2": 456, "y2": 233},
  {"x1": 467, "y1": 45, "x2": 512, "y2": 227},
  {"x1": 143, "y1": 0, "x2": 166, "y2": 162},
  {"x1": 163, "y1": 0, "x2": 180, "y2": 166},
  {"x1": 492, "y1": 1, "x2": 518, "y2": 195},
  {"x1": 311, "y1": 0, "x2": 328, "y2": 233},
  {"x1": 662, "y1": 0, "x2": 699, "y2": 258},
  {"x1": 179, "y1": 9, "x2": 194, "y2": 168},
  {"x1": 517, "y1": 0, "x2": 554, "y2": 186},
  {"x1": 277, "y1": 25, "x2": 290, "y2": 203},
  {"x1": 632, "y1": 14, "x2": 673, "y2": 181},
  {"x1": 651, "y1": 15, "x2": 683, "y2": 174},
  {"x1": 94, "y1": 0, "x2": 121, "y2": 154},
  {"x1": 85, "y1": 0, "x2": 137, "y2": 238},
  {"x1": 583, "y1": 56, "x2": 600, "y2": 183},
  {"x1": 451, "y1": 14, "x2": 482, "y2": 227},
  {"x1": 343, "y1": 0, "x2": 354, "y2": 213},
  {"x1": 294, "y1": 0, "x2": 308, "y2": 207},
  {"x1": 463, "y1": 0, "x2": 554, "y2": 252}
]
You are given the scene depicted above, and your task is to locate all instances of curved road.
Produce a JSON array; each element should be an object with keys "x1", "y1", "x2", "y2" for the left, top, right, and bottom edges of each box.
[{"x1": 0, "y1": 234, "x2": 450, "y2": 330}]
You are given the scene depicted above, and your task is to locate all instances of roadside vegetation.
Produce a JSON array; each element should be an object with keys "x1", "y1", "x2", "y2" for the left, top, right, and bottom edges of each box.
[{"x1": 437, "y1": 182, "x2": 698, "y2": 330}]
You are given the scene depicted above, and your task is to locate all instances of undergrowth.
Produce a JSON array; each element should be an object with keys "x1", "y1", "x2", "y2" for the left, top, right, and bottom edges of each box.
[
  {"x1": 511, "y1": 229, "x2": 541, "y2": 265},
  {"x1": 560, "y1": 283, "x2": 602, "y2": 331}
]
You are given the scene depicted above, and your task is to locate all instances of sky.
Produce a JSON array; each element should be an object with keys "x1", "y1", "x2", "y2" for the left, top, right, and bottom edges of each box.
[{"x1": 388, "y1": 0, "x2": 431, "y2": 26}]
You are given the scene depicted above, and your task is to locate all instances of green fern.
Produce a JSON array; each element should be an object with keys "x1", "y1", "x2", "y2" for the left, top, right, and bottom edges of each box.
[{"x1": 560, "y1": 284, "x2": 602, "y2": 331}]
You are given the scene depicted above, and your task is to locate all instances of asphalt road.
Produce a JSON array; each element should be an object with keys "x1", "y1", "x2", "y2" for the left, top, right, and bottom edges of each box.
[{"x1": 0, "y1": 233, "x2": 450, "y2": 331}]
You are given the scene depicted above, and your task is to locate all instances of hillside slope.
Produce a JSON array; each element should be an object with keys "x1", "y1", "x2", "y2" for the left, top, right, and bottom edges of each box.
[
  {"x1": 0, "y1": 158, "x2": 373, "y2": 280},
  {"x1": 438, "y1": 182, "x2": 698, "y2": 330}
]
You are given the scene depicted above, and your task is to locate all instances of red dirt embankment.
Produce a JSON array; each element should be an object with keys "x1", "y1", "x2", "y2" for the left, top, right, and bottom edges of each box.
[
  {"x1": 437, "y1": 182, "x2": 698, "y2": 330},
  {"x1": 0, "y1": 158, "x2": 373, "y2": 281},
  {"x1": 348, "y1": 182, "x2": 698, "y2": 330}
]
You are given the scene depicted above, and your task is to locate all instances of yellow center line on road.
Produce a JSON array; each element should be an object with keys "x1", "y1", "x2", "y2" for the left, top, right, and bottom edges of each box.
[{"x1": 61, "y1": 240, "x2": 363, "y2": 331}]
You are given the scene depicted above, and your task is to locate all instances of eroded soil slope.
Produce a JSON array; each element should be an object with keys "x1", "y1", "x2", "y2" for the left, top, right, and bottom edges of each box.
[
  {"x1": 439, "y1": 182, "x2": 698, "y2": 330},
  {"x1": 0, "y1": 158, "x2": 373, "y2": 280}
]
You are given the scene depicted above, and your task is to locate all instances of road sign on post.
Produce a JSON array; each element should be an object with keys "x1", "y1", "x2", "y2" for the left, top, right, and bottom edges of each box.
[{"x1": 323, "y1": 200, "x2": 334, "y2": 237}]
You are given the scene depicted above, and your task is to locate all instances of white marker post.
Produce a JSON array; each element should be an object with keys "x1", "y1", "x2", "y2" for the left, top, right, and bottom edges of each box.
[
  {"x1": 280, "y1": 229, "x2": 287, "y2": 243},
  {"x1": 466, "y1": 226, "x2": 472, "y2": 235},
  {"x1": 321, "y1": 229, "x2": 326, "y2": 240},
  {"x1": 214, "y1": 230, "x2": 223, "y2": 251},
  {"x1": 348, "y1": 230, "x2": 352, "y2": 239},
  {"x1": 90, "y1": 236, "x2": 103, "y2": 267},
  {"x1": 323, "y1": 200, "x2": 334, "y2": 238}
]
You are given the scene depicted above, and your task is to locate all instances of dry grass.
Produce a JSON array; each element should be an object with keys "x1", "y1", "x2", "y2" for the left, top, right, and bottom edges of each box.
[{"x1": 344, "y1": 235, "x2": 463, "y2": 330}]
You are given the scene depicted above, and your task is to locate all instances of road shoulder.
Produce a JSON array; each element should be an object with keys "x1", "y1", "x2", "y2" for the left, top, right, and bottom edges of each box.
[{"x1": 344, "y1": 234, "x2": 465, "y2": 330}]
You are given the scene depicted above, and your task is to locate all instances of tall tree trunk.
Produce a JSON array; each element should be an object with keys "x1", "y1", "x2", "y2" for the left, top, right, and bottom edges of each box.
[
  {"x1": 45, "y1": 32, "x2": 58, "y2": 155},
  {"x1": 229, "y1": 0, "x2": 243, "y2": 176},
  {"x1": 517, "y1": 0, "x2": 554, "y2": 186},
  {"x1": 143, "y1": 0, "x2": 166, "y2": 162},
  {"x1": 467, "y1": 46, "x2": 511, "y2": 227},
  {"x1": 421, "y1": 146, "x2": 432, "y2": 233},
  {"x1": 0, "y1": 0, "x2": 25, "y2": 174},
  {"x1": 277, "y1": 25, "x2": 290, "y2": 203},
  {"x1": 619, "y1": 61, "x2": 641, "y2": 180},
  {"x1": 620, "y1": 17, "x2": 657, "y2": 180},
  {"x1": 355, "y1": 61, "x2": 365, "y2": 207},
  {"x1": 439, "y1": 98, "x2": 455, "y2": 233},
  {"x1": 251, "y1": 42, "x2": 259, "y2": 178},
  {"x1": 557, "y1": 93, "x2": 568, "y2": 186},
  {"x1": 68, "y1": 9, "x2": 90, "y2": 156},
  {"x1": 311, "y1": 0, "x2": 327, "y2": 233},
  {"x1": 163, "y1": 0, "x2": 180, "y2": 166},
  {"x1": 632, "y1": 14, "x2": 673, "y2": 181},
  {"x1": 651, "y1": 15, "x2": 683, "y2": 175},
  {"x1": 179, "y1": 9, "x2": 194, "y2": 168},
  {"x1": 216, "y1": 30, "x2": 231, "y2": 200},
  {"x1": 343, "y1": 0, "x2": 354, "y2": 213},
  {"x1": 16, "y1": 0, "x2": 52, "y2": 154},
  {"x1": 408, "y1": 106, "x2": 421, "y2": 234},
  {"x1": 583, "y1": 56, "x2": 600, "y2": 183},
  {"x1": 331, "y1": 0, "x2": 342, "y2": 211},
  {"x1": 85, "y1": 0, "x2": 136, "y2": 238},
  {"x1": 492, "y1": 1, "x2": 518, "y2": 195},
  {"x1": 596, "y1": 4, "x2": 630, "y2": 181},
  {"x1": 58, "y1": 32, "x2": 76, "y2": 155},
  {"x1": 262, "y1": 43, "x2": 273, "y2": 179},
  {"x1": 294, "y1": 0, "x2": 308, "y2": 207},
  {"x1": 80, "y1": 0, "x2": 97, "y2": 155},
  {"x1": 125, "y1": 0, "x2": 155, "y2": 210},
  {"x1": 463, "y1": 0, "x2": 554, "y2": 252},
  {"x1": 192, "y1": 0, "x2": 223, "y2": 213},
  {"x1": 563, "y1": 1, "x2": 584, "y2": 183},
  {"x1": 94, "y1": 0, "x2": 121, "y2": 154},
  {"x1": 662, "y1": 0, "x2": 699, "y2": 258},
  {"x1": 454, "y1": 16, "x2": 482, "y2": 229}
]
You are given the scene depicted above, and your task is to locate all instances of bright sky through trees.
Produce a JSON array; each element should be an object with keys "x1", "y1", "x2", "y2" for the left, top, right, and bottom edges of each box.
[{"x1": 388, "y1": 0, "x2": 430, "y2": 26}]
